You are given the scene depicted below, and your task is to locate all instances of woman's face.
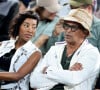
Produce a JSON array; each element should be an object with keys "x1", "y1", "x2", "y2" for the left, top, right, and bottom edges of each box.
[
  {"x1": 63, "y1": 21, "x2": 86, "y2": 44},
  {"x1": 19, "y1": 18, "x2": 37, "y2": 42}
]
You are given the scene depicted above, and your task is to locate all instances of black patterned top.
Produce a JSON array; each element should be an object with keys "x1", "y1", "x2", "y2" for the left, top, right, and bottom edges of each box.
[{"x1": 0, "y1": 48, "x2": 16, "y2": 71}]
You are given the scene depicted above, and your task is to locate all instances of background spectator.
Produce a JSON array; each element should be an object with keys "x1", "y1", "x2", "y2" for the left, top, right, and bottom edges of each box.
[
  {"x1": 31, "y1": 0, "x2": 61, "y2": 55},
  {"x1": 0, "y1": 0, "x2": 19, "y2": 41}
]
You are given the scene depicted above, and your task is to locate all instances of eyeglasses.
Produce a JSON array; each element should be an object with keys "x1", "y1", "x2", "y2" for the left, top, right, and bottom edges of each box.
[{"x1": 63, "y1": 23, "x2": 79, "y2": 32}]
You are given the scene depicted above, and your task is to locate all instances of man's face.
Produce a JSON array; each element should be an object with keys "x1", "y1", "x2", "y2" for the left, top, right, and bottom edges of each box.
[
  {"x1": 63, "y1": 21, "x2": 86, "y2": 44},
  {"x1": 41, "y1": 9, "x2": 57, "y2": 20}
]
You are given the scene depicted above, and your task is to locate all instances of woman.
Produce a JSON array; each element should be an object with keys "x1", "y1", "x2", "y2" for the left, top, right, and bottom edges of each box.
[
  {"x1": 30, "y1": 9, "x2": 100, "y2": 90},
  {"x1": 0, "y1": 10, "x2": 41, "y2": 90}
]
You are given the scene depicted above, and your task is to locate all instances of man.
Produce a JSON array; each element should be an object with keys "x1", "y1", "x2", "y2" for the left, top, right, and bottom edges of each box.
[
  {"x1": 58, "y1": 0, "x2": 100, "y2": 89},
  {"x1": 30, "y1": 9, "x2": 100, "y2": 90},
  {"x1": 59, "y1": 0, "x2": 100, "y2": 51},
  {"x1": 43, "y1": 3, "x2": 100, "y2": 87},
  {"x1": 31, "y1": 0, "x2": 61, "y2": 55}
]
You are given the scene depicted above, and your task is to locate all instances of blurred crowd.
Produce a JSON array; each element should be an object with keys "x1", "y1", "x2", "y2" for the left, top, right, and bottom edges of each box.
[{"x1": 0, "y1": 0, "x2": 100, "y2": 90}]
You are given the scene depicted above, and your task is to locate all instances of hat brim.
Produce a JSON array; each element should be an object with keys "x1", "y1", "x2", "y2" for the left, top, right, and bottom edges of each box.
[
  {"x1": 63, "y1": 16, "x2": 89, "y2": 31},
  {"x1": 45, "y1": 4, "x2": 62, "y2": 13},
  {"x1": 70, "y1": 0, "x2": 84, "y2": 7}
]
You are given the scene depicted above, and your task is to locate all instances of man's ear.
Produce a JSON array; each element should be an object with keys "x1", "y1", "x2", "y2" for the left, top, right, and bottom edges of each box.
[{"x1": 86, "y1": 5, "x2": 93, "y2": 13}]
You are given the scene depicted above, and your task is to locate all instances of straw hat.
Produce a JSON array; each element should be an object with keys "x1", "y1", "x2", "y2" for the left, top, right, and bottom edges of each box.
[
  {"x1": 62, "y1": 8, "x2": 92, "y2": 31},
  {"x1": 36, "y1": 0, "x2": 61, "y2": 13}
]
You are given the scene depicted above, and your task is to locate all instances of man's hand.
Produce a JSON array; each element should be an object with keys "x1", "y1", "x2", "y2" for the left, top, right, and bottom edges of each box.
[
  {"x1": 53, "y1": 20, "x2": 64, "y2": 36},
  {"x1": 42, "y1": 63, "x2": 83, "y2": 74},
  {"x1": 69, "y1": 63, "x2": 83, "y2": 71},
  {"x1": 42, "y1": 66, "x2": 48, "y2": 74}
]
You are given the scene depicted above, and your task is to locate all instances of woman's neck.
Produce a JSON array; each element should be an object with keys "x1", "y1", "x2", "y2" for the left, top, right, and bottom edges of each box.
[{"x1": 15, "y1": 39, "x2": 26, "y2": 49}]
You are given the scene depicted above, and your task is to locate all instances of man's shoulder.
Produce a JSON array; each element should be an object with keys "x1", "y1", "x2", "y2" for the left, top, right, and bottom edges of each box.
[
  {"x1": 50, "y1": 17, "x2": 60, "y2": 24},
  {"x1": 93, "y1": 16, "x2": 100, "y2": 26}
]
